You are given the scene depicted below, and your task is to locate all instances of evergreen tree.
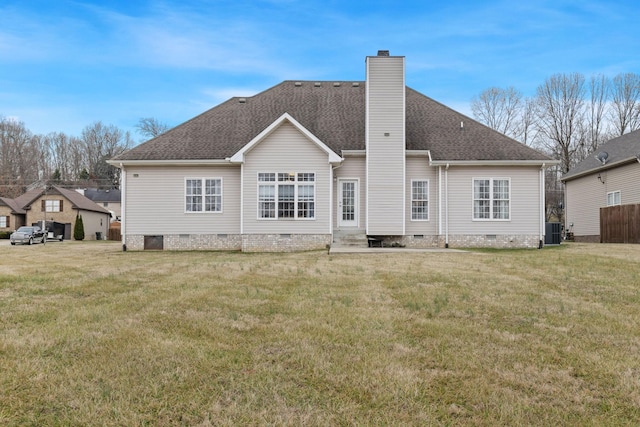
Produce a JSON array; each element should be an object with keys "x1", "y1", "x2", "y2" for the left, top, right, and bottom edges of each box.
[{"x1": 73, "y1": 214, "x2": 85, "y2": 241}]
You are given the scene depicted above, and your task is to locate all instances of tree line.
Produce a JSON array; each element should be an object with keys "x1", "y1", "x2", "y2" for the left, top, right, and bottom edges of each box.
[
  {"x1": 470, "y1": 72, "x2": 640, "y2": 174},
  {"x1": 0, "y1": 117, "x2": 168, "y2": 198}
]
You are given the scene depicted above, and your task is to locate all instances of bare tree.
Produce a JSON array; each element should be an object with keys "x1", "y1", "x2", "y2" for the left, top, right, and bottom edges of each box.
[
  {"x1": 610, "y1": 72, "x2": 640, "y2": 136},
  {"x1": 0, "y1": 117, "x2": 43, "y2": 197},
  {"x1": 81, "y1": 122, "x2": 132, "y2": 187},
  {"x1": 579, "y1": 74, "x2": 611, "y2": 160},
  {"x1": 135, "y1": 117, "x2": 170, "y2": 139},
  {"x1": 471, "y1": 87, "x2": 523, "y2": 139},
  {"x1": 535, "y1": 73, "x2": 586, "y2": 173},
  {"x1": 43, "y1": 132, "x2": 88, "y2": 182},
  {"x1": 516, "y1": 97, "x2": 539, "y2": 146}
]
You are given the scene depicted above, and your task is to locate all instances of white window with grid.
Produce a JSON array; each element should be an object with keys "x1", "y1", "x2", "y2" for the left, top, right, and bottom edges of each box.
[
  {"x1": 45, "y1": 200, "x2": 61, "y2": 212},
  {"x1": 185, "y1": 178, "x2": 222, "y2": 213},
  {"x1": 607, "y1": 190, "x2": 621, "y2": 206},
  {"x1": 258, "y1": 172, "x2": 315, "y2": 219},
  {"x1": 411, "y1": 180, "x2": 429, "y2": 221},
  {"x1": 473, "y1": 178, "x2": 510, "y2": 220}
]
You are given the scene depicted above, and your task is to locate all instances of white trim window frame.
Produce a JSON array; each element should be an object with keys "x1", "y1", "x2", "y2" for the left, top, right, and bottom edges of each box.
[
  {"x1": 0, "y1": 216, "x2": 6, "y2": 227},
  {"x1": 258, "y1": 172, "x2": 315, "y2": 220},
  {"x1": 473, "y1": 178, "x2": 511, "y2": 221},
  {"x1": 45, "y1": 200, "x2": 61, "y2": 212},
  {"x1": 185, "y1": 178, "x2": 223, "y2": 213},
  {"x1": 411, "y1": 179, "x2": 429, "y2": 221},
  {"x1": 607, "y1": 190, "x2": 621, "y2": 206}
]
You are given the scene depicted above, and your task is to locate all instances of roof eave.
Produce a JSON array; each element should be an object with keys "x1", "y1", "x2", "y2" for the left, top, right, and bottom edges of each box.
[
  {"x1": 429, "y1": 159, "x2": 558, "y2": 167},
  {"x1": 561, "y1": 157, "x2": 640, "y2": 182},
  {"x1": 107, "y1": 159, "x2": 234, "y2": 168}
]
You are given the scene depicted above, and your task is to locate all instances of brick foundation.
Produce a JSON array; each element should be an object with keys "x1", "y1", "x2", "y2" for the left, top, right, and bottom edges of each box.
[
  {"x1": 125, "y1": 234, "x2": 241, "y2": 251},
  {"x1": 241, "y1": 234, "x2": 331, "y2": 252},
  {"x1": 445, "y1": 234, "x2": 541, "y2": 249},
  {"x1": 124, "y1": 233, "x2": 330, "y2": 252}
]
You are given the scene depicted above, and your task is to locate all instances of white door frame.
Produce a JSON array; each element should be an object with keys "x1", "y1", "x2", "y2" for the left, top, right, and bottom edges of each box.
[{"x1": 338, "y1": 178, "x2": 359, "y2": 228}]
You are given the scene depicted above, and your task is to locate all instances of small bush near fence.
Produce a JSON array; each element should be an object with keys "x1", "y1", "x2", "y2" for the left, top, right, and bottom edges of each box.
[{"x1": 0, "y1": 231, "x2": 10, "y2": 239}]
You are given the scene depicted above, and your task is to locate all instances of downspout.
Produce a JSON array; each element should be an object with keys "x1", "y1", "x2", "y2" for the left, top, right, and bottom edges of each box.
[
  {"x1": 445, "y1": 163, "x2": 450, "y2": 248},
  {"x1": 331, "y1": 162, "x2": 345, "y2": 239},
  {"x1": 120, "y1": 163, "x2": 126, "y2": 251},
  {"x1": 438, "y1": 166, "x2": 442, "y2": 237},
  {"x1": 239, "y1": 163, "x2": 244, "y2": 235},
  {"x1": 539, "y1": 163, "x2": 546, "y2": 249}
]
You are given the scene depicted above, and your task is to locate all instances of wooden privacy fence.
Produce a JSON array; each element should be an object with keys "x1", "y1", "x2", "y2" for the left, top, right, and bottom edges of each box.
[
  {"x1": 600, "y1": 204, "x2": 640, "y2": 243},
  {"x1": 108, "y1": 222, "x2": 122, "y2": 241}
]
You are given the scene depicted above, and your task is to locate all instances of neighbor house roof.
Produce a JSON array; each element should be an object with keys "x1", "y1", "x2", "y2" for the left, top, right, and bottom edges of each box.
[
  {"x1": 83, "y1": 188, "x2": 122, "y2": 203},
  {"x1": 562, "y1": 129, "x2": 640, "y2": 181},
  {"x1": 0, "y1": 197, "x2": 26, "y2": 214},
  {"x1": 112, "y1": 81, "x2": 551, "y2": 163},
  {"x1": 12, "y1": 186, "x2": 110, "y2": 215}
]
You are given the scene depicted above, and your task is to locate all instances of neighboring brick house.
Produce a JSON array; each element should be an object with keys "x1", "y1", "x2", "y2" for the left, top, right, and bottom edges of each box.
[
  {"x1": 4, "y1": 186, "x2": 111, "y2": 240},
  {"x1": 110, "y1": 51, "x2": 557, "y2": 252},
  {"x1": 0, "y1": 197, "x2": 26, "y2": 233}
]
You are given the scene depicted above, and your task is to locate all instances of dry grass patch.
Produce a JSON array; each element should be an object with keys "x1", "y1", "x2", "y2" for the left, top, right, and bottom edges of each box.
[{"x1": 1, "y1": 241, "x2": 640, "y2": 425}]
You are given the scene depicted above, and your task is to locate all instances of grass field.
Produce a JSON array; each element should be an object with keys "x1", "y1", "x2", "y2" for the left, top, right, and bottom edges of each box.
[{"x1": 1, "y1": 241, "x2": 640, "y2": 426}]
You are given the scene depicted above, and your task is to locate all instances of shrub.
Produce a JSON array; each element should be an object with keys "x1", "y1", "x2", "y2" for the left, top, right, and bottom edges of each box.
[{"x1": 0, "y1": 231, "x2": 11, "y2": 239}]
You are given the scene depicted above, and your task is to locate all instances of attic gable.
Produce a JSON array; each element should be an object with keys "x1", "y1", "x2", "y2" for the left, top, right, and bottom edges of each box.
[{"x1": 229, "y1": 113, "x2": 342, "y2": 164}]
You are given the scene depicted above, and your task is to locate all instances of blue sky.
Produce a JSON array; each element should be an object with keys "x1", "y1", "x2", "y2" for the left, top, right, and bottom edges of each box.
[{"x1": 1, "y1": 0, "x2": 639, "y2": 140}]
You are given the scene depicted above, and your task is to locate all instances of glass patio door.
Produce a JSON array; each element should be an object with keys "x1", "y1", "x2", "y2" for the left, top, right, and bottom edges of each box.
[{"x1": 338, "y1": 179, "x2": 358, "y2": 227}]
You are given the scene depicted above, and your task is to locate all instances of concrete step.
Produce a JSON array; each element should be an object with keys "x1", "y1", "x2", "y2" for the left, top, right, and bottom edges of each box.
[{"x1": 332, "y1": 230, "x2": 368, "y2": 247}]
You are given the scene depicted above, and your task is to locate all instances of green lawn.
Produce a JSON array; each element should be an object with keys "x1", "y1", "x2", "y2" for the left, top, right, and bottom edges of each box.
[{"x1": 1, "y1": 241, "x2": 639, "y2": 426}]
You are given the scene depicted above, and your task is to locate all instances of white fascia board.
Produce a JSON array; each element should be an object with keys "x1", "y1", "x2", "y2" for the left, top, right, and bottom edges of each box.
[
  {"x1": 429, "y1": 159, "x2": 560, "y2": 167},
  {"x1": 229, "y1": 112, "x2": 342, "y2": 164},
  {"x1": 341, "y1": 150, "x2": 366, "y2": 157},
  {"x1": 106, "y1": 159, "x2": 234, "y2": 168},
  {"x1": 406, "y1": 150, "x2": 430, "y2": 157}
]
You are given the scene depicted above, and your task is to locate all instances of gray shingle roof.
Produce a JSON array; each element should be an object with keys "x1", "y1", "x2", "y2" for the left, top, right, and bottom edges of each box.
[
  {"x1": 562, "y1": 129, "x2": 640, "y2": 181},
  {"x1": 83, "y1": 188, "x2": 122, "y2": 203},
  {"x1": 113, "y1": 81, "x2": 551, "y2": 163}
]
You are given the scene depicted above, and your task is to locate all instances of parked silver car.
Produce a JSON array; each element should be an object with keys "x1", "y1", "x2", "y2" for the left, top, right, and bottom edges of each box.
[{"x1": 10, "y1": 226, "x2": 47, "y2": 245}]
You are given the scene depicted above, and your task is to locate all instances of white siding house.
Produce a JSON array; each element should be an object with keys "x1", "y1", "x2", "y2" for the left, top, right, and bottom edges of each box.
[{"x1": 110, "y1": 51, "x2": 555, "y2": 251}]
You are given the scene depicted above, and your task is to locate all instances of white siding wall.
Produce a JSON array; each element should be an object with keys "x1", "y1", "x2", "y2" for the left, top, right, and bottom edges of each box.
[
  {"x1": 124, "y1": 165, "x2": 241, "y2": 234},
  {"x1": 333, "y1": 156, "x2": 366, "y2": 230},
  {"x1": 566, "y1": 162, "x2": 640, "y2": 237},
  {"x1": 446, "y1": 166, "x2": 541, "y2": 235},
  {"x1": 405, "y1": 157, "x2": 439, "y2": 236},
  {"x1": 242, "y1": 122, "x2": 331, "y2": 234},
  {"x1": 606, "y1": 162, "x2": 640, "y2": 204},
  {"x1": 366, "y1": 55, "x2": 405, "y2": 235}
]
